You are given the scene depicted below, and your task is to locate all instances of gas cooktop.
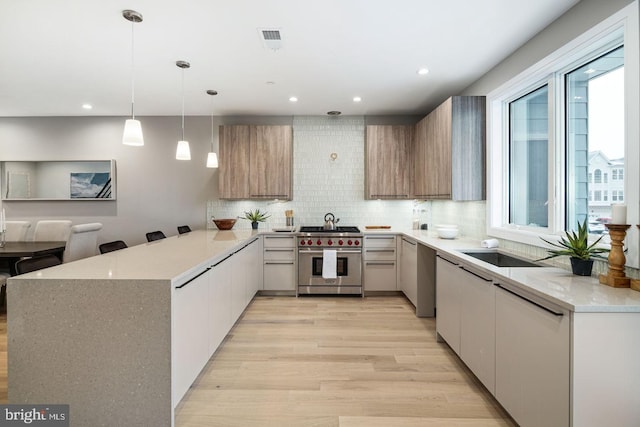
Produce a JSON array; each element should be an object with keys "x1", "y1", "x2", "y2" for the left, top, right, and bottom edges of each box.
[{"x1": 299, "y1": 226, "x2": 360, "y2": 233}]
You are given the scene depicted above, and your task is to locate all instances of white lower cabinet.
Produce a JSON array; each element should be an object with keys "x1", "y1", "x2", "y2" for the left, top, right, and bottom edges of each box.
[
  {"x1": 172, "y1": 269, "x2": 211, "y2": 405},
  {"x1": 435, "y1": 255, "x2": 463, "y2": 354},
  {"x1": 208, "y1": 255, "x2": 232, "y2": 354},
  {"x1": 363, "y1": 235, "x2": 397, "y2": 291},
  {"x1": 436, "y1": 254, "x2": 495, "y2": 392},
  {"x1": 495, "y1": 284, "x2": 570, "y2": 427},
  {"x1": 399, "y1": 237, "x2": 418, "y2": 306},
  {"x1": 263, "y1": 235, "x2": 296, "y2": 291}
]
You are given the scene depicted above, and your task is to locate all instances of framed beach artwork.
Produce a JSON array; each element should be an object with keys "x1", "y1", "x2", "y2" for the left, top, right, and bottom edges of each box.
[{"x1": 70, "y1": 172, "x2": 111, "y2": 198}]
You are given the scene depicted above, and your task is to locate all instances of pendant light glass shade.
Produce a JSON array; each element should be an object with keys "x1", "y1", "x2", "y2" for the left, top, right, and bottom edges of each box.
[
  {"x1": 206, "y1": 89, "x2": 218, "y2": 168},
  {"x1": 122, "y1": 10, "x2": 144, "y2": 146},
  {"x1": 176, "y1": 60, "x2": 191, "y2": 160},
  {"x1": 176, "y1": 140, "x2": 191, "y2": 160},
  {"x1": 206, "y1": 152, "x2": 218, "y2": 168},
  {"x1": 123, "y1": 119, "x2": 143, "y2": 146}
]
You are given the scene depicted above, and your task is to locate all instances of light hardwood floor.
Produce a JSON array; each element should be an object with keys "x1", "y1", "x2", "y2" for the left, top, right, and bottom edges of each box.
[
  {"x1": 0, "y1": 296, "x2": 515, "y2": 425},
  {"x1": 175, "y1": 296, "x2": 516, "y2": 426}
]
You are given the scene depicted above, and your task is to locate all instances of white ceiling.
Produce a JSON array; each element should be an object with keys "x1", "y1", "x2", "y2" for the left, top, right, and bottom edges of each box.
[{"x1": 0, "y1": 0, "x2": 580, "y2": 117}]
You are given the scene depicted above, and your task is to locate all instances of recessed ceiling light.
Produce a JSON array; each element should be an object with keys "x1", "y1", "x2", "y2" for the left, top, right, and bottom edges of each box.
[
  {"x1": 353, "y1": 96, "x2": 362, "y2": 103},
  {"x1": 584, "y1": 68, "x2": 596, "y2": 74},
  {"x1": 417, "y1": 68, "x2": 429, "y2": 75},
  {"x1": 289, "y1": 96, "x2": 298, "y2": 102},
  {"x1": 266, "y1": 81, "x2": 276, "y2": 85},
  {"x1": 82, "y1": 103, "x2": 93, "y2": 110}
]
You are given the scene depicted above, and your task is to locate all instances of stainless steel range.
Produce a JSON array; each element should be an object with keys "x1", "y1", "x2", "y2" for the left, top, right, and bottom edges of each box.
[{"x1": 297, "y1": 226, "x2": 362, "y2": 295}]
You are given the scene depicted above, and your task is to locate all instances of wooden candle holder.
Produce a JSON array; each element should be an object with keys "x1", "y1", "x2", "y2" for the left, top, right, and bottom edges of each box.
[
  {"x1": 631, "y1": 225, "x2": 640, "y2": 292},
  {"x1": 599, "y1": 224, "x2": 630, "y2": 288}
]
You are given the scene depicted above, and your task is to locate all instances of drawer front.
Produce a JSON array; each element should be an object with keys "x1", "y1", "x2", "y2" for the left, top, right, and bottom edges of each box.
[
  {"x1": 264, "y1": 247, "x2": 296, "y2": 261},
  {"x1": 364, "y1": 235, "x2": 396, "y2": 249},
  {"x1": 263, "y1": 235, "x2": 296, "y2": 248},
  {"x1": 363, "y1": 247, "x2": 396, "y2": 261}
]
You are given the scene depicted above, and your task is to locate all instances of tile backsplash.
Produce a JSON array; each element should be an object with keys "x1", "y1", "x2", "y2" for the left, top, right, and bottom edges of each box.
[{"x1": 208, "y1": 116, "x2": 430, "y2": 231}]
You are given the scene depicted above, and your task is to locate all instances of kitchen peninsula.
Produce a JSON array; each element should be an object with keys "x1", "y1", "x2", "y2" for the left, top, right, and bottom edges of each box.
[{"x1": 8, "y1": 229, "x2": 640, "y2": 426}]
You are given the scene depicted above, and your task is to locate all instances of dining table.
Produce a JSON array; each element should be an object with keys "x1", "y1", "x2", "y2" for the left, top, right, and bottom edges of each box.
[{"x1": 0, "y1": 241, "x2": 66, "y2": 276}]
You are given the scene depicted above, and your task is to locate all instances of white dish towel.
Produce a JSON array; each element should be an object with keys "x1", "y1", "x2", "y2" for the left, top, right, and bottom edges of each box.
[
  {"x1": 322, "y1": 249, "x2": 337, "y2": 279},
  {"x1": 481, "y1": 238, "x2": 499, "y2": 248}
]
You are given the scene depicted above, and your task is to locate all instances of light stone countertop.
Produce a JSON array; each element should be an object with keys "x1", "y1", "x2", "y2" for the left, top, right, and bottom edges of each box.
[
  {"x1": 10, "y1": 227, "x2": 640, "y2": 312},
  {"x1": 8, "y1": 229, "x2": 260, "y2": 285}
]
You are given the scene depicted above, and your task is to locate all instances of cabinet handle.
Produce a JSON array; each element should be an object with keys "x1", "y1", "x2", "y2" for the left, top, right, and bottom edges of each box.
[
  {"x1": 176, "y1": 268, "x2": 211, "y2": 289},
  {"x1": 401, "y1": 238, "x2": 417, "y2": 245},
  {"x1": 365, "y1": 262, "x2": 395, "y2": 266},
  {"x1": 436, "y1": 254, "x2": 458, "y2": 266},
  {"x1": 265, "y1": 261, "x2": 295, "y2": 265},
  {"x1": 265, "y1": 248, "x2": 294, "y2": 252},
  {"x1": 250, "y1": 194, "x2": 288, "y2": 198},
  {"x1": 212, "y1": 253, "x2": 234, "y2": 267},
  {"x1": 460, "y1": 266, "x2": 492, "y2": 282},
  {"x1": 366, "y1": 249, "x2": 395, "y2": 253},
  {"x1": 495, "y1": 284, "x2": 564, "y2": 316},
  {"x1": 370, "y1": 195, "x2": 409, "y2": 198},
  {"x1": 265, "y1": 236, "x2": 295, "y2": 239},
  {"x1": 366, "y1": 236, "x2": 395, "y2": 240}
]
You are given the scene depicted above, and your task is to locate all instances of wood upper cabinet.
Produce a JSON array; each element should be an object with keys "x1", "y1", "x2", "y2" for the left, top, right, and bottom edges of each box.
[
  {"x1": 218, "y1": 125, "x2": 293, "y2": 200},
  {"x1": 249, "y1": 125, "x2": 293, "y2": 199},
  {"x1": 365, "y1": 125, "x2": 414, "y2": 199},
  {"x1": 414, "y1": 96, "x2": 486, "y2": 200}
]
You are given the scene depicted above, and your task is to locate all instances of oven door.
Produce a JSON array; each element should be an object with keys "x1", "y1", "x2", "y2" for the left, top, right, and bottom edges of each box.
[{"x1": 298, "y1": 248, "x2": 362, "y2": 294}]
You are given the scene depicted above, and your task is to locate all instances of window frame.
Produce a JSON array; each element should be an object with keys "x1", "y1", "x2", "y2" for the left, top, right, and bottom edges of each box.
[{"x1": 486, "y1": 2, "x2": 639, "y2": 267}]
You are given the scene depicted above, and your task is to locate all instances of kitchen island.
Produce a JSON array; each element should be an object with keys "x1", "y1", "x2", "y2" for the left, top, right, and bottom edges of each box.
[{"x1": 8, "y1": 230, "x2": 261, "y2": 427}]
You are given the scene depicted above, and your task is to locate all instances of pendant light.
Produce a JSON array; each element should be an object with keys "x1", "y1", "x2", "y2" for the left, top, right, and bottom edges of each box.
[
  {"x1": 122, "y1": 10, "x2": 144, "y2": 146},
  {"x1": 206, "y1": 90, "x2": 219, "y2": 168},
  {"x1": 175, "y1": 60, "x2": 191, "y2": 160}
]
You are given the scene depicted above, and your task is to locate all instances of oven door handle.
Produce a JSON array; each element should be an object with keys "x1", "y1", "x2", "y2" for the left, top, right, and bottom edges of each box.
[{"x1": 298, "y1": 249, "x2": 362, "y2": 254}]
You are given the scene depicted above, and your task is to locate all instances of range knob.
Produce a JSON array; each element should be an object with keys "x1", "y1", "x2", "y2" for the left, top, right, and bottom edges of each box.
[
  {"x1": 354, "y1": 240, "x2": 360, "y2": 246},
  {"x1": 300, "y1": 240, "x2": 305, "y2": 246},
  {"x1": 307, "y1": 239, "x2": 313, "y2": 246},
  {"x1": 328, "y1": 239, "x2": 333, "y2": 245},
  {"x1": 347, "y1": 240, "x2": 353, "y2": 246},
  {"x1": 338, "y1": 239, "x2": 344, "y2": 245},
  {"x1": 316, "y1": 239, "x2": 322, "y2": 246}
]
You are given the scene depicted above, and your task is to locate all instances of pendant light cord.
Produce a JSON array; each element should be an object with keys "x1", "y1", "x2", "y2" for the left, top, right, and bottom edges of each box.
[
  {"x1": 210, "y1": 95, "x2": 215, "y2": 150},
  {"x1": 181, "y1": 67, "x2": 185, "y2": 141},
  {"x1": 130, "y1": 19, "x2": 135, "y2": 119}
]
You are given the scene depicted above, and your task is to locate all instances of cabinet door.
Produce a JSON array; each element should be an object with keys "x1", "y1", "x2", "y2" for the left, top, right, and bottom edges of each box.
[
  {"x1": 250, "y1": 125, "x2": 293, "y2": 199},
  {"x1": 365, "y1": 125, "x2": 413, "y2": 199},
  {"x1": 435, "y1": 255, "x2": 462, "y2": 354},
  {"x1": 495, "y1": 285, "x2": 570, "y2": 427},
  {"x1": 263, "y1": 262, "x2": 296, "y2": 290},
  {"x1": 400, "y1": 237, "x2": 417, "y2": 306},
  {"x1": 230, "y1": 249, "x2": 248, "y2": 322},
  {"x1": 172, "y1": 269, "x2": 210, "y2": 405},
  {"x1": 363, "y1": 260, "x2": 397, "y2": 291},
  {"x1": 246, "y1": 238, "x2": 263, "y2": 298},
  {"x1": 209, "y1": 256, "x2": 232, "y2": 354},
  {"x1": 413, "y1": 116, "x2": 429, "y2": 198},
  {"x1": 218, "y1": 125, "x2": 250, "y2": 199},
  {"x1": 459, "y1": 266, "x2": 495, "y2": 393},
  {"x1": 423, "y1": 98, "x2": 452, "y2": 198}
]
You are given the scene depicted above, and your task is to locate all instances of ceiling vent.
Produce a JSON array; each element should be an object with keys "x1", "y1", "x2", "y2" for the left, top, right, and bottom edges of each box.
[{"x1": 258, "y1": 28, "x2": 283, "y2": 51}]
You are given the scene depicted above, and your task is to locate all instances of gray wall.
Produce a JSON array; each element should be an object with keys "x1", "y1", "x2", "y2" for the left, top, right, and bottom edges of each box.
[
  {"x1": 461, "y1": 0, "x2": 636, "y2": 97},
  {"x1": 0, "y1": 116, "x2": 223, "y2": 245}
]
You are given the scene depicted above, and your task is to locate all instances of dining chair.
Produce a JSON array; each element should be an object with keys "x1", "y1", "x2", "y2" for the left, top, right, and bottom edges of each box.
[
  {"x1": 99, "y1": 240, "x2": 128, "y2": 254},
  {"x1": 33, "y1": 220, "x2": 72, "y2": 242},
  {"x1": 15, "y1": 254, "x2": 62, "y2": 275},
  {"x1": 5, "y1": 221, "x2": 31, "y2": 241},
  {"x1": 177, "y1": 225, "x2": 191, "y2": 234},
  {"x1": 146, "y1": 231, "x2": 166, "y2": 242},
  {"x1": 63, "y1": 223, "x2": 103, "y2": 263}
]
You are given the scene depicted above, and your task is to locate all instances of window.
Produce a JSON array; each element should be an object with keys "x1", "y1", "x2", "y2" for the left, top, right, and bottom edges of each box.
[
  {"x1": 594, "y1": 169, "x2": 602, "y2": 183},
  {"x1": 509, "y1": 86, "x2": 549, "y2": 228},
  {"x1": 487, "y1": 3, "x2": 638, "y2": 266},
  {"x1": 566, "y1": 45, "x2": 624, "y2": 229}
]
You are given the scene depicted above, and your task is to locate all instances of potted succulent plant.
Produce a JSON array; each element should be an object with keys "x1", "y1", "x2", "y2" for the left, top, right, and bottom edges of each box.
[
  {"x1": 242, "y1": 209, "x2": 270, "y2": 230},
  {"x1": 538, "y1": 219, "x2": 609, "y2": 276}
]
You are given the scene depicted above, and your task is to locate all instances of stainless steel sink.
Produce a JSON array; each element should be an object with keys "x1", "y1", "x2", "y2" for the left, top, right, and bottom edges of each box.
[{"x1": 460, "y1": 250, "x2": 541, "y2": 268}]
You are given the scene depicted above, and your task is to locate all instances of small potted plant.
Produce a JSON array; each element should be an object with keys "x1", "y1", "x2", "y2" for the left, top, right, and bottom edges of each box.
[
  {"x1": 538, "y1": 219, "x2": 609, "y2": 276},
  {"x1": 242, "y1": 209, "x2": 270, "y2": 230}
]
